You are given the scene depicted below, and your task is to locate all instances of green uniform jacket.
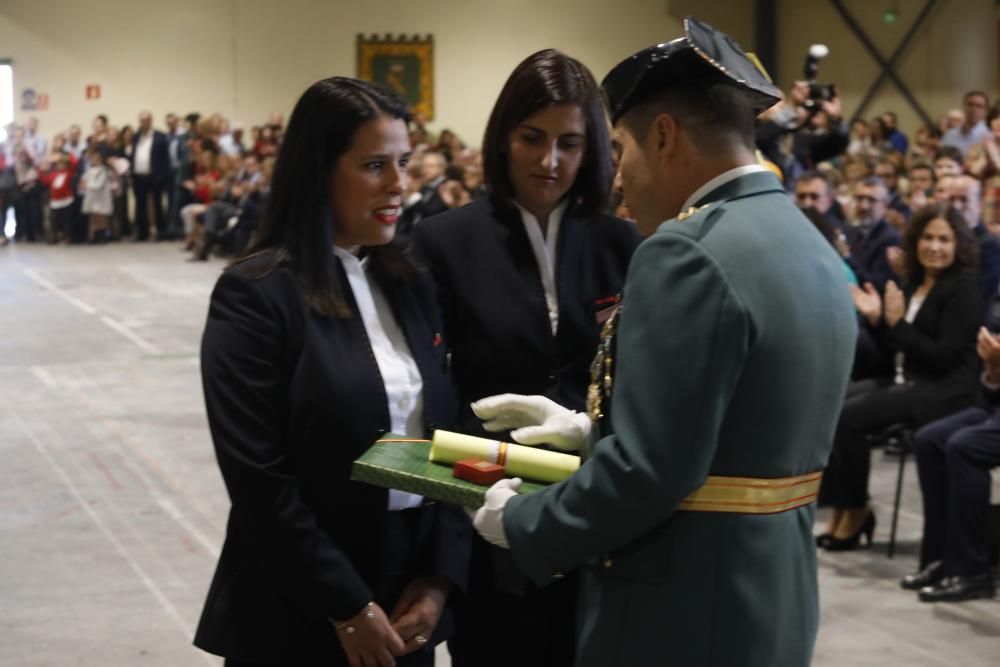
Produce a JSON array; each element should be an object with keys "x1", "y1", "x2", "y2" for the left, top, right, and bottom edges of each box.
[{"x1": 503, "y1": 171, "x2": 857, "y2": 666}]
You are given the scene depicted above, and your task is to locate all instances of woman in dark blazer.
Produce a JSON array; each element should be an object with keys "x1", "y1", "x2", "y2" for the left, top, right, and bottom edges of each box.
[
  {"x1": 194, "y1": 77, "x2": 469, "y2": 667},
  {"x1": 819, "y1": 203, "x2": 981, "y2": 550},
  {"x1": 413, "y1": 50, "x2": 641, "y2": 667}
]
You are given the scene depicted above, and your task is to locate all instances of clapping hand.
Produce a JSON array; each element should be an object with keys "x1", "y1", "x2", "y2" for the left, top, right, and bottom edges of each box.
[
  {"x1": 883, "y1": 281, "x2": 905, "y2": 327},
  {"x1": 977, "y1": 328, "x2": 1000, "y2": 383},
  {"x1": 886, "y1": 247, "x2": 905, "y2": 277},
  {"x1": 849, "y1": 282, "x2": 882, "y2": 327}
]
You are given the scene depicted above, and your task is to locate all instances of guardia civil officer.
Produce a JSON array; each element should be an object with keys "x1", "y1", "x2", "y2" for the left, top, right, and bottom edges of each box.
[{"x1": 470, "y1": 18, "x2": 857, "y2": 666}]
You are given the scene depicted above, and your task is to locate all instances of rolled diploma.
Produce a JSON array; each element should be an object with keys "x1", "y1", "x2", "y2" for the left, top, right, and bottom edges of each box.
[{"x1": 429, "y1": 429, "x2": 580, "y2": 484}]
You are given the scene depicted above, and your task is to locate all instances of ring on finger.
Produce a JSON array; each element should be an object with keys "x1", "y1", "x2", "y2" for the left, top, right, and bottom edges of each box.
[{"x1": 414, "y1": 634, "x2": 428, "y2": 645}]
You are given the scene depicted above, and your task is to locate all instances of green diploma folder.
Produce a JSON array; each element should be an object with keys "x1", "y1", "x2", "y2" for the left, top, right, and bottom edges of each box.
[{"x1": 351, "y1": 434, "x2": 550, "y2": 508}]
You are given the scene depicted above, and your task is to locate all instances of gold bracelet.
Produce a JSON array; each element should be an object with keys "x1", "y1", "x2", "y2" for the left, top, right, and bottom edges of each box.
[{"x1": 331, "y1": 601, "x2": 375, "y2": 635}]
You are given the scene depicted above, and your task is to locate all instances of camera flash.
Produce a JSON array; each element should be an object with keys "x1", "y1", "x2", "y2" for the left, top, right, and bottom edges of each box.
[{"x1": 809, "y1": 44, "x2": 830, "y2": 59}]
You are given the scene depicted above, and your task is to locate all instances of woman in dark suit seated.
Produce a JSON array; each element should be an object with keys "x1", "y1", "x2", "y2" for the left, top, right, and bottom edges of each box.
[
  {"x1": 194, "y1": 77, "x2": 469, "y2": 667},
  {"x1": 819, "y1": 202, "x2": 981, "y2": 550},
  {"x1": 413, "y1": 50, "x2": 641, "y2": 667}
]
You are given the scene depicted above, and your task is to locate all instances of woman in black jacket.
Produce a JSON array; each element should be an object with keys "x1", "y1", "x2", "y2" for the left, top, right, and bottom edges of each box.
[
  {"x1": 819, "y1": 203, "x2": 981, "y2": 550},
  {"x1": 413, "y1": 50, "x2": 640, "y2": 667},
  {"x1": 194, "y1": 77, "x2": 469, "y2": 667}
]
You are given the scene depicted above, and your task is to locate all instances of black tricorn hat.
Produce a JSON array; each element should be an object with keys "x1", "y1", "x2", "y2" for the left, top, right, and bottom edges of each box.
[{"x1": 602, "y1": 17, "x2": 782, "y2": 124}]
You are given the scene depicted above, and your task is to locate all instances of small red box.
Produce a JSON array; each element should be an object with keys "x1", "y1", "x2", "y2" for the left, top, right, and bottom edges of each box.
[{"x1": 453, "y1": 459, "x2": 506, "y2": 486}]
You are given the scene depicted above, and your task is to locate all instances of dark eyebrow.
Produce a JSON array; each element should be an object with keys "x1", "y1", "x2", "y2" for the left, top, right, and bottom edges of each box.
[
  {"x1": 518, "y1": 123, "x2": 584, "y2": 139},
  {"x1": 362, "y1": 150, "x2": 414, "y2": 161}
]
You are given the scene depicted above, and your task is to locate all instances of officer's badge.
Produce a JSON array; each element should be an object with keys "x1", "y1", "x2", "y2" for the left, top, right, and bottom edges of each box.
[{"x1": 676, "y1": 203, "x2": 709, "y2": 221}]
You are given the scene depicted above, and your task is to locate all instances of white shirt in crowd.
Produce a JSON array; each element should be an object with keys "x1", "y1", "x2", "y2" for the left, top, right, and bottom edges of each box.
[
  {"x1": 24, "y1": 130, "x2": 47, "y2": 162},
  {"x1": 894, "y1": 293, "x2": 927, "y2": 385},
  {"x1": 517, "y1": 198, "x2": 568, "y2": 336},
  {"x1": 942, "y1": 121, "x2": 990, "y2": 157},
  {"x1": 334, "y1": 246, "x2": 425, "y2": 511},
  {"x1": 133, "y1": 131, "x2": 154, "y2": 175},
  {"x1": 218, "y1": 133, "x2": 242, "y2": 158}
]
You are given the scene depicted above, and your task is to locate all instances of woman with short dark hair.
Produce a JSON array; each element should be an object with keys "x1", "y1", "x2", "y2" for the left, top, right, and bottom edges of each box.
[
  {"x1": 414, "y1": 49, "x2": 640, "y2": 667},
  {"x1": 194, "y1": 76, "x2": 469, "y2": 667},
  {"x1": 819, "y1": 203, "x2": 981, "y2": 551}
]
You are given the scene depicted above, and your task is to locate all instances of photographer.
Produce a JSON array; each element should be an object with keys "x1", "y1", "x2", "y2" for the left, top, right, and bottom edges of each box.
[
  {"x1": 758, "y1": 83, "x2": 849, "y2": 181},
  {"x1": 757, "y1": 46, "x2": 849, "y2": 183}
]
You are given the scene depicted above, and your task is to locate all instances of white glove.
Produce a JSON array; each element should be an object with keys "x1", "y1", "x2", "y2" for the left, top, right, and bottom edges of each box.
[
  {"x1": 473, "y1": 478, "x2": 522, "y2": 548},
  {"x1": 471, "y1": 393, "x2": 591, "y2": 452}
]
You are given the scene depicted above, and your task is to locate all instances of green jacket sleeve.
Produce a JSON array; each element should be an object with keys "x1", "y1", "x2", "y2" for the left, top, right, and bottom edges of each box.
[{"x1": 503, "y1": 231, "x2": 751, "y2": 583}]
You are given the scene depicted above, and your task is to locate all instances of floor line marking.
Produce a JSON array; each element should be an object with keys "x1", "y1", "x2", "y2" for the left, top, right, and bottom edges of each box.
[
  {"x1": 65, "y1": 382, "x2": 222, "y2": 559},
  {"x1": 23, "y1": 268, "x2": 97, "y2": 314},
  {"x1": 11, "y1": 410, "x2": 208, "y2": 651},
  {"x1": 99, "y1": 314, "x2": 161, "y2": 355},
  {"x1": 23, "y1": 268, "x2": 162, "y2": 356}
]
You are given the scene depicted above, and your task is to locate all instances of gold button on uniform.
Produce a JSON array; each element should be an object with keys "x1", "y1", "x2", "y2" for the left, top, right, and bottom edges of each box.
[{"x1": 602, "y1": 556, "x2": 613, "y2": 568}]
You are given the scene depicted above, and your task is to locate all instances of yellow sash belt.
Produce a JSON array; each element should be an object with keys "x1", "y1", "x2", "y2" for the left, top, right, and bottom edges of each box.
[{"x1": 677, "y1": 471, "x2": 823, "y2": 514}]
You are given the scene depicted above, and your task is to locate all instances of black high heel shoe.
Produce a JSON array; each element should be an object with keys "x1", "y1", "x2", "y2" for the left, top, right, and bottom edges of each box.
[
  {"x1": 824, "y1": 511, "x2": 876, "y2": 551},
  {"x1": 815, "y1": 533, "x2": 833, "y2": 548}
]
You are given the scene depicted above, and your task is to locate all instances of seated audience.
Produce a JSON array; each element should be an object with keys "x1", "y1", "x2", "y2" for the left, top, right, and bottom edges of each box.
[
  {"x1": 844, "y1": 176, "x2": 901, "y2": 291},
  {"x1": 942, "y1": 90, "x2": 991, "y2": 157},
  {"x1": 818, "y1": 203, "x2": 981, "y2": 551},
  {"x1": 904, "y1": 319, "x2": 1000, "y2": 602},
  {"x1": 934, "y1": 145, "x2": 964, "y2": 179}
]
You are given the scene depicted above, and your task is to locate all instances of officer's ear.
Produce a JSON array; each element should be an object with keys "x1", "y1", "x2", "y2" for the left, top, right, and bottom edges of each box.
[{"x1": 650, "y1": 112, "x2": 679, "y2": 162}]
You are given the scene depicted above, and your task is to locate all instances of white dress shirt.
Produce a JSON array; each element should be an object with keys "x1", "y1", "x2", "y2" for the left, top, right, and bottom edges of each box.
[
  {"x1": 680, "y1": 164, "x2": 767, "y2": 213},
  {"x1": 517, "y1": 198, "x2": 568, "y2": 336},
  {"x1": 893, "y1": 293, "x2": 926, "y2": 385},
  {"x1": 133, "y1": 131, "x2": 154, "y2": 175},
  {"x1": 334, "y1": 246, "x2": 425, "y2": 510}
]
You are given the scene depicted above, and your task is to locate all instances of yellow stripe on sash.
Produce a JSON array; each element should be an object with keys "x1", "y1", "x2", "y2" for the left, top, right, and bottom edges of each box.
[{"x1": 677, "y1": 471, "x2": 823, "y2": 514}]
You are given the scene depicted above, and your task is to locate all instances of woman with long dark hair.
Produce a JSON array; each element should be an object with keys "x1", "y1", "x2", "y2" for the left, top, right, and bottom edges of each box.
[
  {"x1": 819, "y1": 203, "x2": 981, "y2": 551},
  {"x1": 194, "y1": 77, "x2": 469, "y2": 667},
  {"x1": 413, "y1": 50, "x2": 640, "y2": 667}
]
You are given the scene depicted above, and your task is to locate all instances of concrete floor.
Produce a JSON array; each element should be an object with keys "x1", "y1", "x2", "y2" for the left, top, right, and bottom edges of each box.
[{"x1": 1, "y1": 242, "x2": 998, "y2": 666}]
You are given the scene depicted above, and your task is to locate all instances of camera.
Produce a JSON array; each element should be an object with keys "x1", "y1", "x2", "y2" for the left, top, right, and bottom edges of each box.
[{"x1": 802, "y1": 44, "x2": 837, "y2": 112}]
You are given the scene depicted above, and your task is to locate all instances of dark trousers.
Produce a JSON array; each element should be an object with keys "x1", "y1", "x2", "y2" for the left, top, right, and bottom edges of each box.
[
  {"x1": 70, "y1": 195, "x2": 88, "y2": 244},
  {"x1": 0, "y1": 193, "x2": 10, "y2": 235},
  {"x1": 448, "y1": 535, "x2": 576, "y2": 667},
  {"x1": 13, "y1": 183, "x2": 42, "y2": 242},
  {"x1": 819, "y1": 379, "x2": 917, "y2": 508},
  {"x1": 226, "y1": 661, "x2": 431, "y2": 667},
  {"x1": 132, "y1": 174, "x2": 165, "y2": 240},
  {"x1": 113, "y1": 180, "x2": 131, "y2": 238},
  {"x1": 166, "y1": 167, "x2": 179, "y2": 234},
  {"x1": 913, "y1": 406, "x2": 1000, "y2": 576},
  {"x1": 51, "y1": 206, "x2": 73, "y2": 242}
]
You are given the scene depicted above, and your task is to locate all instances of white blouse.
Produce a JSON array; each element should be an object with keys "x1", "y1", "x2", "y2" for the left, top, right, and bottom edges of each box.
[
  {"x1": 334, "y1": 246, "x2": 425, "y2": 510},
  {"x1": 517, "y1": 198, "x2": 568, "y2": 336}
]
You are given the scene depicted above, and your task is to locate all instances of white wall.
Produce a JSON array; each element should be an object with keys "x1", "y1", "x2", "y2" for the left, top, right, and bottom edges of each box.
[
  {"x1": 4, "y1": 0, "x2": 991, "y2": 145},
  {"x1": 2, "y1": 0, "x2": 726, "y2": 144},
  {"x1": 775, "y1": 0, "x2": 999, "y2": 135}
]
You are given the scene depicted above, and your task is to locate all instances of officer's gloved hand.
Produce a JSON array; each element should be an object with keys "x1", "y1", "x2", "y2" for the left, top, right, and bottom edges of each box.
[
  {"x1": 471, "y1": 394, "x2": 591, "y2": 452},
  {"x1": 473, "y1": 478, "x2": 522, "y2": 548}
]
